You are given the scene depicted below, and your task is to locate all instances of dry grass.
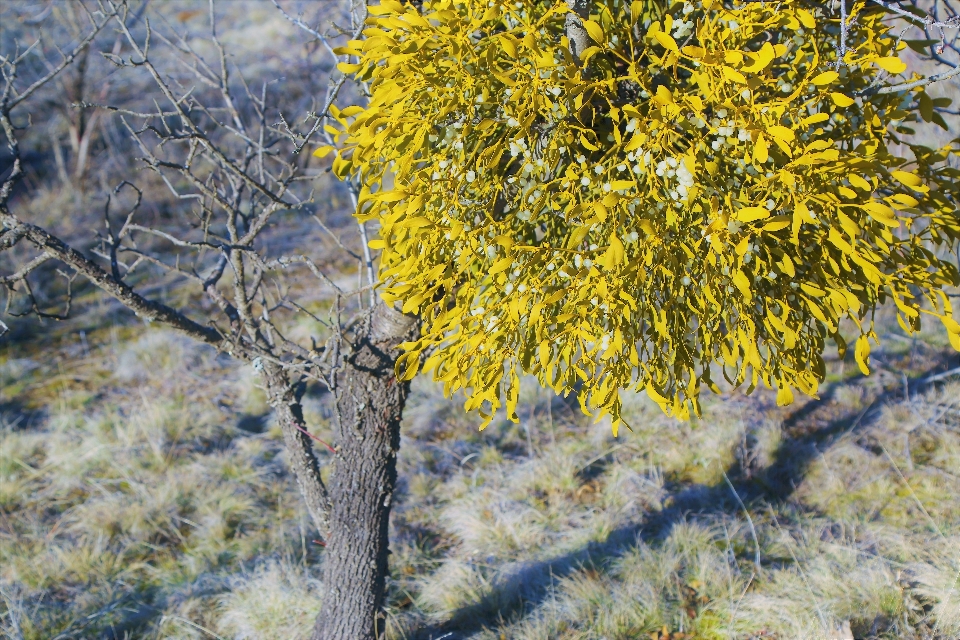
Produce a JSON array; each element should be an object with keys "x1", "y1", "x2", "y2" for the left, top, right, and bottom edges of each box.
[
  {"x1": 1, "y1": 329, "x2": 328, "y2": 639},
  {"x1": 2, "y1": 321, "x2": 960, "y2": 639},
  {"x1": 384, "y1": 359, "x2": 960, "y2": 640}
]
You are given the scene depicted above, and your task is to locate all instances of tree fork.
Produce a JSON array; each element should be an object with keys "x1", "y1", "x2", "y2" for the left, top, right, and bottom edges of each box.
[
  {"x1": 262, "y1": 361, "x2": 332, "y2": 537},
  {"x1": 313, "y1": 303, "x2": 419, "y2": 640}
]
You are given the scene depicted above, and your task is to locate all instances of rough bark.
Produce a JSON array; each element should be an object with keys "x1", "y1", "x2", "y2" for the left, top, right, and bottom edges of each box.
[
  {"x1": 566, "y1": 0, "x2": 592, "y2": 62},
  {"x1": 312, "y1": 303, "x2": 419, "y2": 640}
]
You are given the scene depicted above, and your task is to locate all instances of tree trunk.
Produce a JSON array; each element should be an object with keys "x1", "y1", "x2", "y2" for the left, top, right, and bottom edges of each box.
[{"x1": 312, "y1": 303, "x2": 419, "y2": 640}]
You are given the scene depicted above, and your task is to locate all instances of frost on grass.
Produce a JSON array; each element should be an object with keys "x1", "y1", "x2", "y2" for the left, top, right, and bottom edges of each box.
[
  {"x1": 4, "y1": 325, "x2": 960, "y2": 638},
  {"x1": 386, "y1": 366, "x2": 960, "y2": 639},
  {"x1": 217, "y1": 560, "x2": 323, "y2": 640},
  {"x1": 0, "y1": 328, "x2": 321, "y2": 639}
]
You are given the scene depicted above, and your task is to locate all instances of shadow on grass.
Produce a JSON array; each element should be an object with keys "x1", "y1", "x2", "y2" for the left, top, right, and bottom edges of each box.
[
  {"x1": 0, "y1": 399, "x2": 46, "y2": 431},
  {"x1": 409, "y1": 355, "x2": 960, "y2": 640}
]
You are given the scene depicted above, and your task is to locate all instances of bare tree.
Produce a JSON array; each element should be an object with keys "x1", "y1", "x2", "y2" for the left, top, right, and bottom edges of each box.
[{"x1": 1, "y1": 1, "x2": 416, "y2": 638}]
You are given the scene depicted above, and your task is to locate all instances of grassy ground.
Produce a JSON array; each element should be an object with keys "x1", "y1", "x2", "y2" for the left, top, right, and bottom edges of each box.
[{"x1": 2, "y1": 309, "x2": 959, "y2": 640}]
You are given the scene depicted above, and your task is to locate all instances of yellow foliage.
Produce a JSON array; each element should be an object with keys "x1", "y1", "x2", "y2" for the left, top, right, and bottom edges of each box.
[{"x1": 330, "y1": 0, "x2": 960, "y2": 430}]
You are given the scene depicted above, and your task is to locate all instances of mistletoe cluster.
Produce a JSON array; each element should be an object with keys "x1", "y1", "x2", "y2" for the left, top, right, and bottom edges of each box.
[{"x1": 326, "y1": 0, "x2": 960, "y2": 431}]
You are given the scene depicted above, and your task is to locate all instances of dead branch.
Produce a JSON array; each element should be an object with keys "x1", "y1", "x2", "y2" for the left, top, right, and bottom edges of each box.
[{"x1": 0, "y1": 0, "x2": 379, "y2": 537}]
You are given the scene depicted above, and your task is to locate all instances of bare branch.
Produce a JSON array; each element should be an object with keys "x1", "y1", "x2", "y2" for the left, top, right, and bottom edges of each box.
[
  {"x1": 0, "y1": 225, "x2": 28, "y2": 252},
  {"x1": 874, "y1": 60, "x2": 960, "y2": 93},
  {"x1": 2, "y1": 10, "x2": 113, "y2": 110},
  {"x1": 1, "y1": 213, "x2": 223, "y2": 345},
  {"x1": 870, "y1": 0, "x2": 960, "y2": 30},
  {"x1": 0, "y1": 252, "x2": 53, "y2": 286}
]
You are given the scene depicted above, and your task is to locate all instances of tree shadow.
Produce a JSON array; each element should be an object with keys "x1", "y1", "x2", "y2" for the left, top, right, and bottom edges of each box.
[
  {"x1": 236, "y1": 412, "x2": 269, "y2": 434},
  {"x1": 0, "y1": 399, "x2": 46, "y2": 431},
  {"x1": 409, "y1": 356, "x2": 959, "y2": 639}
]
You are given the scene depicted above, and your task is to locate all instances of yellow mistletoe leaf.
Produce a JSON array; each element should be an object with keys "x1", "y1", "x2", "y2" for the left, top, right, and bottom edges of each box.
[
  {"x1": 762, "y1": 217, "x2": 791, "y2": 232},
  {"x1": 950, "y1": 331, "x2": 960, "y2": 351},
  {"x1": 768, "y1": 126, "x2": 795, "y2": 143},
  {"x1": 368, "y1": 0, "x2": 403, "y2": 15},
  {"x1": 337, "y1": 62, "x2": 363, "y2": 74},
  {"x1": 594, "y1": 201, "x2": 608, "y2": 222},
  {"x1": 812, "y1": 71, "x2": 839, "y2": 86},
  {"x1": 722, "y1": 66, "x2": 747, "y2": 84},
  {"x1": 780, "y1": 254, "x2": 795, "y2": 277},
  {"x1": 776, "y1": 385, "x2": 794, "y2": 406},
  {"x1": 941, "y1": 315, "x2": 960, "y2": 335},
  {"x1": 624, "y1": 134, "x2": 644, "y2": 152},
  {"x1": 801, "y1": 283, "x2": 825, "y2": 297},
  {"x1": 753, "y1": 134, "x2": 769, "y2": 164},
  {"x1": 500, "y1": 35, "x2": 517, "y2": 58},
  {"x1": 875, "y1": 56, "x2": 907, "y2": 74},
  {"x1": 733, "y1": 270, "x2": 752, "y2": 300},
  {"x1": 397, "y1": 351, "x2": 420, "y2": 381},
  {"x1": 797, "y1": 8, "x2": 816, "y2": 29},
  {"x1": 848, "y1": 174, "x2": 872, "y2": 191},
  {"x1": 579, "y1": 45, "x2": 602, "y2": 64},
  {"x1": 654, "y1": 85, "x2": 673, "y2": 105},
  {"x1": 735, "y1": 206, "x2": 771, "y2": 222},
  {"x1": 490, "y1": 257, "x2": 513, "y2": 275},
  {"x1": 831, "y1": 92, "x2": 855, "y2": 107},
  {"x1": 600, "y1": 234, "x2": 625, "y2": 268},
  {"x1": 941, "y1": 317, "x2": 960, "y2": 350},
  {"x1": 580, "y1": 133, "x2": 600, "y2": 150},
  {"x1": 837, "y1": 186, "x2": 858, "y2": 200},
  {"x1": 887, "y1": 193, "x2": 918, "y2": 207},
  {"x1": 538, "y1": 339, "x2": 550, "y2": 367},
  {"x1": 741, "y1": 42, "x2": 775, "y2": 73},
  {"x1": 855, "y1": 335, "x2": 871, "y2": 375},
  {"x1": 312, "y1": 145, "x2": 335, "y2": 158},
  {"x1": 891, "y1": 170, "x2": 922, "y2": 187},
  {"x1": 582, "y1": 19, "x2": 605, "y2": 45},
  {"x1": 645, "y1": 383, "x2": 670, "y2": 410},
  {"x1": 724, "y1": 51, "x2": 743, "y2": 65},
  {"x1": 654, "y1": 32, "x2": 679, "y2": 55},
  {"x1": 801, "y1": 113, "x2": 830, "y2": 126},
  {"x1": 862, "y1": 202, "x2": 899, "y2": 226}
]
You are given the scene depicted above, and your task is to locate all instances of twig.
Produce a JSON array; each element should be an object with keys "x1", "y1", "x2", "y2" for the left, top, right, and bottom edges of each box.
[
  {"x1": 918, "y1": 365, "x2": 960, "y2": 386},
  {"x1": 767, "y1": 505, "x2": 830, "y2": 633},
  {"x1": 294, "y1": 423, "x2": 337, "y2": 454},
  {"x1": 878, "y1": 443, "x2": 946, "y2": 539},
  {"x1": 720, "y1": 466, "x2": 762, "y2": 574},
  {"x1": 873, "y1": 61, "x2": 960, "y2": 94}
]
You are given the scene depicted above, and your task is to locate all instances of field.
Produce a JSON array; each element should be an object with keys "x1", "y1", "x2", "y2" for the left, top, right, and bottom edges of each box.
[
  {"x1": 2, "y1": 1, "x2": 960, "y2": 639},
  {"x1": 3, "y1": 291, "x2": 960, "y2": 640}
]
